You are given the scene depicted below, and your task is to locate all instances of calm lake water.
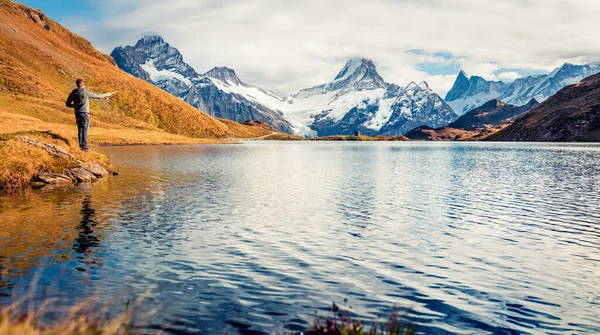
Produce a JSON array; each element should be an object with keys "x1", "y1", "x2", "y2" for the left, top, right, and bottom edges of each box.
[{"x1": 1, "y1": 141, "x2": 599, "y2": 334}]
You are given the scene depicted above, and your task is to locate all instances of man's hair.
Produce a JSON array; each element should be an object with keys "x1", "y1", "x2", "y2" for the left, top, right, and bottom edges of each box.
[{"x1": 76, "y1": 79, "x2": 85, "y2": 88}]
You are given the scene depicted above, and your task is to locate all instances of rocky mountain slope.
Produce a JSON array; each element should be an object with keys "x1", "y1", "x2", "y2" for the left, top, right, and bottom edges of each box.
[
  {"x1": 111, "y1": 36, "x2": 293, "y2": 133},
  {"x1": 446, "y1": 63, "x2": 600, "y2": 115},
  {"x1": 113, "y1": 38, "x2": 458, "y2": 137},
  {"x1": 448, "y1": 98, "x2": 539, "y2": 130},
  {"x1": 0, "y1": 0, "x2": 271, "y2": 144},
  {"x1": 487, "y1": 73, "x2": 600, "y2": 142},
  {"x1": 404, "y1": 97, "x2": 539, "y2": 141}
]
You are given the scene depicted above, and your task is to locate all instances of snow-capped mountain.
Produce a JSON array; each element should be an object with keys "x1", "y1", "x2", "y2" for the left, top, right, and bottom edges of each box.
[
  {"x1": 284, "y1": 58, "x2": 457, "y2": 136},
  {"x1": 445, "y1": 62, "x2": 600, "y2": 115},
  {"x1": 111, "y1": 36, "x2": 293, "y2": 133},
  {"x1": 112, "y1": 37, "x2": 457, "y2": 137}
]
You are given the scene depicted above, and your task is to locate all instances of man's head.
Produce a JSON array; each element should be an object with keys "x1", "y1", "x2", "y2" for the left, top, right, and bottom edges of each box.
[{"x1": 76, "y1": 79, "x2": 85, "y2": 88}]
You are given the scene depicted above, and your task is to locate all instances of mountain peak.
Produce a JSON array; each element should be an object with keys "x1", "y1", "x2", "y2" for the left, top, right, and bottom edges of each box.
[
  {"x1": 137, "y1": 35, "x2": 166, "y2": 46},
  {"x1": 405, "y1": 81, "x2": 420, "y2": 90},
  {"x1": 458, "y1": 70, "x2": 470, "y2": 79},
  {"x1": 418, "y1": 81, "x2": 430, "y2": 90},
  {"x1": 204, "y1": 66, "x2": 244, "y2": 85},
  {"x1": 445, "y1": 69, "x2": 475, "y2": 102},
  {"x1": 524, "y1": 98, "x2": 540, "y2": 108},
  {"x1": 334, "y1": 58, "x2": 375, "y2": 81},
  {"x1": 480, "y1": 98, "x2": 506, "y2": 109}
]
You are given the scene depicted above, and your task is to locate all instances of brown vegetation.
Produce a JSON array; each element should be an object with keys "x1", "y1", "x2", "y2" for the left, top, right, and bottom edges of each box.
[{"x1": 404, "y1": 125, "x2": 484, "y2": 141}]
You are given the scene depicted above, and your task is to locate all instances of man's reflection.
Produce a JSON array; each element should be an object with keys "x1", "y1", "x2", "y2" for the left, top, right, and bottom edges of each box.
[{"x1": 74, "y1": 194, "x2": 99, "y2": 254}]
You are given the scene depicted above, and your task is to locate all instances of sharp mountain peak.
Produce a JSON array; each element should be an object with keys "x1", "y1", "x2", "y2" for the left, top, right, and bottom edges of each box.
[{"x1": 204, "y1": 66, "x2": 244, "y2": 85}]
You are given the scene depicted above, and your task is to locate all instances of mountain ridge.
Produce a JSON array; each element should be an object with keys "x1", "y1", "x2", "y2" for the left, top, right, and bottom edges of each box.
[
  {"x1": 445, "y1": 63, "x2": 600, "y2": 115},
  {"x1": 486, "y1": 73, "x2": 600, "y2": 142},
  {"x1": 113, "y1": 39, "x2": 458, "y2": 137},
  {"x1": 111, "y1": 38, "x2": 294, "y2": 133},
  {"x1": 448, "y1": 98, "x2": 539, "y2": 130}
]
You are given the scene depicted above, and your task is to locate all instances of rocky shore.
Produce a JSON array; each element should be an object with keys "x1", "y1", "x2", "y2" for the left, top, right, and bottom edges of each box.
[{"x1": 0, "y1": 131, "x2": 113, "y2": 190}]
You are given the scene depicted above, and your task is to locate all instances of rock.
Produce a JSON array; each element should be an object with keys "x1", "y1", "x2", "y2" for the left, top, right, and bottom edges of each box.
[
  {"x1": 14, "y1": 136, "x2": 75, "y2": 159},
  {"x1": 64, "y1": 167, "x2": 97, "y2": 183},
  {"x1": 33, "y1": 173, "x2": 73, "y2": 184},
  {"x1": 82, "y1": 163, "x2": 109, "y2": 177}
]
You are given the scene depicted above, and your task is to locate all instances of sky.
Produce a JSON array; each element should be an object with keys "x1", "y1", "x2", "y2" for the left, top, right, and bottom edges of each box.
[{"x1": 17, "y1": 0, "x2": 600, "y2": 97}]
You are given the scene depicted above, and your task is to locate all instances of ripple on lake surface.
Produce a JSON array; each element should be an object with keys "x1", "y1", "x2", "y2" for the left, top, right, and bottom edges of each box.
[{"x1": 1, "y1": 141, "x2": 599, "y2": 334}]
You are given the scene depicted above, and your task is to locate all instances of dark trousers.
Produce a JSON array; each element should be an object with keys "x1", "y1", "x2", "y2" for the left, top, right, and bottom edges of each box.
[{"x1": 75, "y1": 113, "x2": 90, "y2": 150}]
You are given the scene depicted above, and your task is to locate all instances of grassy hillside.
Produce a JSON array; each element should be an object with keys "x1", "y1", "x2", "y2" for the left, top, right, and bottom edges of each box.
[{"x1": 0, "y1": 0, "x2": 271, "y2": 145}]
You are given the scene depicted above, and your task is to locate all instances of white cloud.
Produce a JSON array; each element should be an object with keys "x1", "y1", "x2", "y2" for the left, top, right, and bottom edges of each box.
[
  {"x1": 496, "y1": 71, "x2": 523, "y2": 81},
  {"x1": 62, "y1": 0, "x2": 600, "y2": 97}
]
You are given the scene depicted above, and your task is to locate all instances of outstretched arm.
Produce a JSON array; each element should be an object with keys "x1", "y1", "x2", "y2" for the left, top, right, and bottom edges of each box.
[
  {"x1": 86, "y1": 91, "x2": 112, "y2": 99},
  {"x1": 65, "y1": 92, "x2": 75, "y2": 107}
]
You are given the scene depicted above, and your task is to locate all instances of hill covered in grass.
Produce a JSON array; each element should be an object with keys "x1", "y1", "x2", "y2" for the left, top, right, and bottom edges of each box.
[{"x1": 0, "y1": 0, "x2": 272, "y2": 145}]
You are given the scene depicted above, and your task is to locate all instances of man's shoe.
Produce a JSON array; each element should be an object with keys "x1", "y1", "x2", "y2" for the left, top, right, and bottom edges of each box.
[{"x1": 81, "y1": 148, "x2": 89, "y2": 152}]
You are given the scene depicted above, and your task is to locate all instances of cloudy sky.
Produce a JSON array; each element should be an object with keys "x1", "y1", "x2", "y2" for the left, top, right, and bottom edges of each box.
[{"x1": 20, "y1": 0, "x2": 600, "y2": 96}]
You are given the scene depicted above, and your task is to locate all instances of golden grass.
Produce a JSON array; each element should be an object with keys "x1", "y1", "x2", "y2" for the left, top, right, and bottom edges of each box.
[
  {"x1": 0, "y1": 309, "x2": 135, "y2": 335},
  {"x1": 0, "y1": 291, "x2": 143, "y2": 335},
  {"x1": 259, "y1": 133, "x2": 304, "y2": 140},
  {"x1": 0, "y1": 109, "x2": 219, "y2": 146}
]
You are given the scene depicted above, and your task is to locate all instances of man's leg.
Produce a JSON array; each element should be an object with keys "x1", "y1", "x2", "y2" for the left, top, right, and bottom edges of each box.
[
  {"x1": 75, "y1": 113, "x2": 84, "y2": 150},
  {"x1": 81, "y1": 113, "x2": 90, "y2": 151},
  {"x1": 75, "y1": 113, "x2": 90, "y2": 151}
]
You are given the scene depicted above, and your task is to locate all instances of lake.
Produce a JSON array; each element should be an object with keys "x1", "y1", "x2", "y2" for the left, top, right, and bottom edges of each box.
[{"x1": 0, "y1": 141, "x2": 599, "y2": 334}]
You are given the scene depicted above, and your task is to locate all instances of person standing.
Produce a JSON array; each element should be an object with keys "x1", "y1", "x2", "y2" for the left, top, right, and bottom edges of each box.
[{"x1": 65, "y1": 79, "x2": 114, "y2": 151}]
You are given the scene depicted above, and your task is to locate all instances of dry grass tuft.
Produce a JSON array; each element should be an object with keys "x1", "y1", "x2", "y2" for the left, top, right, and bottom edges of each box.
[{"x1": 0, "y1": 294, "x2": 146, "y2": 335}]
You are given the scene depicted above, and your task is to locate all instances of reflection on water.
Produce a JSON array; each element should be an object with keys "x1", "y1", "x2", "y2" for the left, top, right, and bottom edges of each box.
[
  {"x1": 75, "y1": 194, "x2": 99, "y2": 255},
  {"x1": 0, "y1": 142, "x2": 599, "y2": 335}
]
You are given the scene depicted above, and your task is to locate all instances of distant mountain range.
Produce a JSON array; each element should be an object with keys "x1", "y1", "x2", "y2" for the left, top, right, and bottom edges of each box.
[
  {"x1": 113, "y1": 37, "x2": 457, "y2": 137},
  {"x1": 111, "y1": 36, "x2": 294, "y2": 133},
  {"x1": 445, "y1": 63, "x2": 600, "y2": 115},
  {"x1": 487, "y1": 72, "x2": 600, "y2": 142},
  {"x1": 113, "y1": 36, "x2": 600, "y2": 139},
  {"x1": 448, "y1": 98, "x2": 539, "y2": 130},
  {"x1": 404, "y1": 98, "x2": 540, "y2": 141}
]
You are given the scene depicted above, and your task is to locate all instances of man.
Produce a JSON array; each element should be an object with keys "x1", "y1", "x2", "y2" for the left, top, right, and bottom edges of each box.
[{"x1": 65, "y1": 79, "x2": 114, "y2": 151}]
